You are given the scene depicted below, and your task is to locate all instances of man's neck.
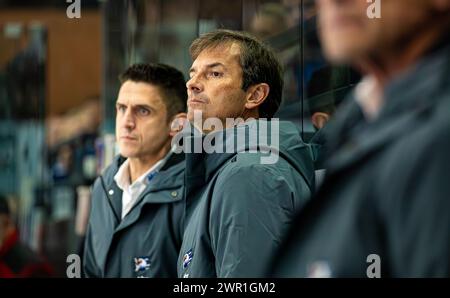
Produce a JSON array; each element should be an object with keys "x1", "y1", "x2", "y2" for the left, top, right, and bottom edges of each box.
[
  {"x1": 127, "y1": 143, "x2": 171, "y2": 183},
  {"x1": 206, "y1": 110, "x2": 260, "y2": 134}
]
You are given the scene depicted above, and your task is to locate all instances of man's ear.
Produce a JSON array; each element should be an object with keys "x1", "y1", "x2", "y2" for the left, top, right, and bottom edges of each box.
[
  {"x1": 244, "y1": 83, "x2": 270, "y2": 110},
  {"x1": 169, "y1": 113, "x2": 188, "y2": 137},
  {"x1": 311, "y1": 112, "x2": 330, "y2": 130}
]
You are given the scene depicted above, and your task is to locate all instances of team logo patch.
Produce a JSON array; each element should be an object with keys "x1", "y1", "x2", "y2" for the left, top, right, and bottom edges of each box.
[
  {"x1": 183, "y1": 249, "x2": 193, "y2": 269},
  {"x1": 147, "y1": 171, "x2": 158, "y2": 182},
  {"x1": 134, "y1": 257, "x2": 151, "y2": 272}
]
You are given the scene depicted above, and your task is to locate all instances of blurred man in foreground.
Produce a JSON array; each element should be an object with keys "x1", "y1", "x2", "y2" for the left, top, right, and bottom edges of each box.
[{"x1": 271, "y1": 0, "x2": 450, "y2": 277}]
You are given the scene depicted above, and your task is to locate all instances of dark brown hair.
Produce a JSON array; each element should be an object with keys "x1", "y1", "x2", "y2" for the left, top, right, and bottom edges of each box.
[{"x1": 120, "y1": 63, "x2": 187, "y2": 121}]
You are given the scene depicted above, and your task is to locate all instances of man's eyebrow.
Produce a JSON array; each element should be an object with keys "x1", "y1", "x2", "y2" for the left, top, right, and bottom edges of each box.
[
  {"x1": 116, "y1": 102, "x2": 154, "y2": 109},
  {"x1": 189, "y1": 62, "x2": 226, "y2": 73},
  {"x1": 206, "y1": 62, "x2": 225, "y2": 69},
  {"x1": 135, "y1": 104, "x2": 154, "y2": 110}
]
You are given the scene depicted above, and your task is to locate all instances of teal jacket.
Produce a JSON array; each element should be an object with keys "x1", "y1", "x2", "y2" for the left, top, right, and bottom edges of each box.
[
  {"x1": 83, "y1": 153, "x2": 185, "y2": 277},
  {"x1": 177, "y1": 120, "x2": 315, "y2": 277}
]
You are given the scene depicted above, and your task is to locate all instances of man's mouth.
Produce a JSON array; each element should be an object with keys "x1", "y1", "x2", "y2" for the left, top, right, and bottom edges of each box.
[
  {"x1": 121, "y1": 135, "x2": 137, "y2": 141},
  {"x1": 188, "y1": 98, "x2": 207, "y2": 105}
]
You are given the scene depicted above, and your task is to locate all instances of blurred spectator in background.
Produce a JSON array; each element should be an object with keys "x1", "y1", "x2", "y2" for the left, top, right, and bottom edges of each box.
[
  {"x1": 46, "y1": 98, "x2": 101, "y2": 149},
  {"x1": 250, "y1": 3, "x2": 288, "y2": 40},
  {"x1": 282, "y1": 0, "x2": 316, "y2": 27},
  {"x1": 306, "y1": 66, "x2": 359, "y2": 173},
  {"x1": 0, "y1": 195, "x2": 53, "y2": 277},
  {"x1": 4, "y1": 23, "x2": 46, "y2": 120},
  {"x1": 249, "y1": 1, "x2": 324, "y2": 130},
  {"x1": 249, "y1": 3, "x2": 300, "y2": 125}
]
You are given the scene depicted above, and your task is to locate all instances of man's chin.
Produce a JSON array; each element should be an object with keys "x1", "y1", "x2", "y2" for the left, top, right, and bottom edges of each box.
[
  {"x1": 321, "y1": 28, "x2": 372, "y2": 63},
  {"x1": 323, "y1": 42, "x2": 368, "y2": 65},
  {"x1": 118, "y1": 150, "x2": 135, "y2": 159}
]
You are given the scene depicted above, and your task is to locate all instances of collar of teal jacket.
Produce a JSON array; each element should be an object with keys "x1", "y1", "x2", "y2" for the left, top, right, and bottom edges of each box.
[
  {"x1": 101, "y1": 152, "x2": 185, "y2": 204},
  {"x1": 96, "y1": 151, "x2": 185, "y2": 238},
  {"x1": 182, "y1": 119, "x2": 315, "y2": 196}
]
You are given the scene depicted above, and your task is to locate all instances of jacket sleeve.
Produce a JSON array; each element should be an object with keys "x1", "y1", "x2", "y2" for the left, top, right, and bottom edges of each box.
[
  {"x1": 389, "y1": 132, "x2": 450, "y2": 277},
  {"x1": 209, "y1": 164, "x2": 299, "y2": 277}
]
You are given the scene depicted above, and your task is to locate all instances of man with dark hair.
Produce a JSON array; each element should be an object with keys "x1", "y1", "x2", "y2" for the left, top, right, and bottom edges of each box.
[
  {"x1": 119, "y1": 63, "x2": 187, "y2": 120},
  {"x1": 177, "y1": 29, "x2": 314, "y2": 277},
  {"x1": 0, "y1": 195, "x2": 53, "y2": 277},
  {"x1": 188, "y1": 29, "x2": 283, "y2": 121},
  {"x1": 271, "y1": 0, "x2": 450, "y2": 277},
  {"x1": 83, "y1": 63, "x2": 188, "y2": 277}
]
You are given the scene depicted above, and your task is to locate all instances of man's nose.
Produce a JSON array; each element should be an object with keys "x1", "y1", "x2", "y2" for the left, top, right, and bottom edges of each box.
[
  {"x1": 186, "y1": 74, "x2": 203, "y2": 93},
  {"x1": 122, "y1": 109, "x2": 136, "y2": 130}
]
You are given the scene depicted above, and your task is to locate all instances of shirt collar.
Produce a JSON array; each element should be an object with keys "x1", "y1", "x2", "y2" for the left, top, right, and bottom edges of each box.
[
  {"x1": 114, "y1": 146, "x2": 176, "y2": 191},
  {"x1": 353, "y1": 75, "x2": 384, "y2": 121}
]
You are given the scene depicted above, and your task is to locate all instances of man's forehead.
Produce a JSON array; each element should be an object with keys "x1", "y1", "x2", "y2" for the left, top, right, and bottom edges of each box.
[
  {"x1": 192, "y1": 42, "x2": 242, "y2": 67},
  {"x1": 117, "y1": 81, "x2": 165, "y2": 105}
]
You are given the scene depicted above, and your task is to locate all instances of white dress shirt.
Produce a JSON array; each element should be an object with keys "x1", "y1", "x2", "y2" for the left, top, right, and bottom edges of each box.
[
  {"x1": 114, "y1": 149, "x2": 174, "y2": 219},
  {"x1": 354, "y1": 75, "x2": 384, "y2": 121}
]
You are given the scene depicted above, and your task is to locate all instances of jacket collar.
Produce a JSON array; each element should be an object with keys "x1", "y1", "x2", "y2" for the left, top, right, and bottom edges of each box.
[
  {"x1": 183, "y1": 119, "x2": 315, "y2": 201},
  {"x1": 100, "y1": 152, "x2": 185, "y2": 227},
  {"x1": 103, "y1": 152, "x2": 184, "y2": 194}
]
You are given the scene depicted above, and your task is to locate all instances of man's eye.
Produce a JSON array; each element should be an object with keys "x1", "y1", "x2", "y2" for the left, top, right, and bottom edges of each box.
[
  {"x1": 209, "y1": 71, "x2": 222, "y2": 78},
  {"x1": 138, "y1": 108, "x2": 150, "y2": 116},
  {"x1": 117, "y1": 105, "x2": 126, "y2": 112}
]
